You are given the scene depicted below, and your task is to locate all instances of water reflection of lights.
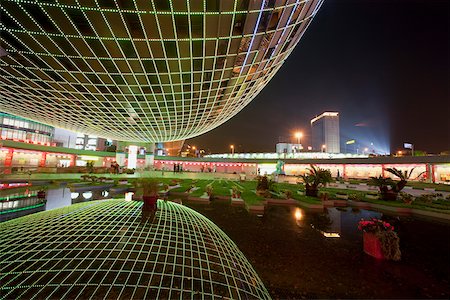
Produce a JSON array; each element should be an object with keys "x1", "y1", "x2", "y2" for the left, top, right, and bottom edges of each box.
[
  {"x1": 294, "y1": 208, "x2": 303, "y2": 221},
  {"x1": 125, "y1": 192, "x2": 134, "y2": 201},
  {"x1": 70, "y1": 192, "x2": 79, "y2": 199},
  {"x1": 101, "y1": 190, "x2": 109, "y2": 197},
  {"x1": 82, "y1": 192, "x2": 92, "y2": 199},
  {"x1": 322, "y1": 232, "x2": 340, "y2": 238},
  {"x1": 311, "y1": 224, "x2": 340, "y2": 238}
]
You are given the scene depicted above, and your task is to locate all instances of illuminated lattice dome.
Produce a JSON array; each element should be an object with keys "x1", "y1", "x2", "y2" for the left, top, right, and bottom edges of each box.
[
  {"x1": 0, "y1": 0, "x2": 323, "y2": 142},
  {"x1": 0, "y1": 200, "x2": 271, "y2": 299}
]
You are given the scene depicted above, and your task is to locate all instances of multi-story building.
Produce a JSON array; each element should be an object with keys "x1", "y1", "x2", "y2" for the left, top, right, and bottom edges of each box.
[
  {"x1": 276, "y1": 143, "x2": 303, "y2": 154},
  {"x1": 0, "y1": 112, "x2": 55, "y2": 145},
  {"x1": 311, "y1": 112, "x2": 340, "y2": 153},
  {"x1": 75, "y1": 134, "x2": 112, "y2": 152}
]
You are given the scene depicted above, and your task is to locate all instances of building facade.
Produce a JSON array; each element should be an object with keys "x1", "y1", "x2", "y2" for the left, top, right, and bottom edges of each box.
[
  {"x1": 311, "y1": 112, "x2": 340, "y2": 153},
  {"x1": 0, "y1": 112, "x2": 55, "y2": 145},
  {"x1": 276, "y1": 143, "x2": 303, "y2": 154}
]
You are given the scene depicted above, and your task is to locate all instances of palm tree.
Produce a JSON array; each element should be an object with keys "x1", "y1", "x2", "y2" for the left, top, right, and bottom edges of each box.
[
  {"x1": 385, "y1": 167, "x2": 425, "y2": 192},
  {"x1": 300, "y1": 165, "x2": 332, "y2": 197},
  {"x1": 371, "y1": 168, "x2": 425, "y2": 201},
  {"x1": 370, "y1": 175, "x2": 396, "y2": 200}
]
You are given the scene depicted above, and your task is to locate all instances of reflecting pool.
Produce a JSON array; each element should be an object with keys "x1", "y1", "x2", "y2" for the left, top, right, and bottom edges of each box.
[{"x1": 184, "y1": 201, "x2": 450, "y2": 299}]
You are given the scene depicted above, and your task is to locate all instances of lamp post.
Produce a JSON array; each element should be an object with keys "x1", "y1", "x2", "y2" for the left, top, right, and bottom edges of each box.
[
  {"x1": 294, "y1": 132, "x2": 303, "y2": 146},
  {"x1": 230, "y1": 145, "x2": 234, "y2": 155},
  {"x1": 322, "y1": 144, "x2": 326, "y2": 153}
]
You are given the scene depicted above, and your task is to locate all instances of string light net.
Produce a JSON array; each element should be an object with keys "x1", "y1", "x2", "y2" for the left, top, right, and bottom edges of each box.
[
  {"x1": 0, "y1": 200, "x2": 271, "y2": 299},
  {"x1": 0, "y1": 0, "x2": 323, "y2": 142}
]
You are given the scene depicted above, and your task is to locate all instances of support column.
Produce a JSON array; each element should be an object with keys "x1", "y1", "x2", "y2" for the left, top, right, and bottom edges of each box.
[
  {"x1": 4, "y1": 148, "x2": 13, "y2": 174},
  {"x1": 39, "y1": 152, "x2": 47, "y2": 167},
  {"x1": 116, "y1": 152, "x2": 126, "y2": 167},
  {"x1": 127, "y1": 145, "x2": 138, "y2": 169},
  {"x1": 381, "y1": 164, "x2": 386, "y2": 178}
]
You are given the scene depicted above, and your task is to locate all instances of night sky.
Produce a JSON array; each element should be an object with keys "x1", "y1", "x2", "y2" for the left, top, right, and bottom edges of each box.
[{"x1": 188, "y1": 0, "x2": 449, "y2": 154}]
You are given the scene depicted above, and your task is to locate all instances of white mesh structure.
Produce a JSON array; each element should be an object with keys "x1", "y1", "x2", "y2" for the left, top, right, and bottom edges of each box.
[
  {"x1": 0, "y1": 200, "x2": 271, "y2": 299},
  {"x1": 0, "y1": 0, "x2": 323, "y2": 142}
]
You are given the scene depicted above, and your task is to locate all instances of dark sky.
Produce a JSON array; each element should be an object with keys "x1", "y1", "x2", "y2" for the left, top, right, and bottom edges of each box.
[{"x1": 188, "y1": 0, "x2": 449, "y2": 154}]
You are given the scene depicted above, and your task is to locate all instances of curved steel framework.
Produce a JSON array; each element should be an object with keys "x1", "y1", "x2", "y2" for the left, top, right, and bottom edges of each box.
[
  {"x1": 0, "y1": 200, "x2": 271, "y2": 299},
  {"x1": 0, "y1": 0, "x2": 323, "y2": 142}
]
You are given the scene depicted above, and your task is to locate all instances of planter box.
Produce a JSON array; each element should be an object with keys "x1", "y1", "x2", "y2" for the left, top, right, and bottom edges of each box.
[
  {"x1": 395, "y1": 207, "x2": 412, "y2": 214},
  {"x1": 363, "y1": 232, "x2": 384, "y2": 259},
  {"x1": 334, "y1": 200, "x2": 348, "y2": 207},
  {"x1": 266, "y1": 198, "x2": 297, "y2": 206},
  {"x1": 187, "y1": 196, "x2": 210, "y2": 204},
  {"x1": 350, "y1": 201, "x2": 371, "y2": 209},
  {"x1": 297, "y1": 201, "x2": 324, "y2": 210},
  {"x1": 322, "y1": 200, "x2": 334, "y2": 207},
  {"x1": 214, "y1": 195, "x2": 230, "y2": 202},
  {"x1": 336, "y1": 194, "x2": 349, "y2": 200},
  {"x1": 246, "y1": 205, "x2": 265, "y2": 214},
  {"x1": 231, "y1": 198, "x2": 244, "y2": 206}
]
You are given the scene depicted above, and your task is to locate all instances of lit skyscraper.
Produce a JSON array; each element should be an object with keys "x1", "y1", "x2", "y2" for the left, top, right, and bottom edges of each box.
[{"x1": 311, "y1": 112, "x2": 340, "y2": 153}]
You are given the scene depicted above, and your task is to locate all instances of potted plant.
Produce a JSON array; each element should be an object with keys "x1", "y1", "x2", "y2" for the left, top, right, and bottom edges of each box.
[
  {"x1": 256, "y1": 175, "x2": 272, "y2": 197},
  {"x1": 138, "y1": 179, "x2": 159, "y2": 211},
  {"x1": 37, "y1": 187, "x2": 47, "y2": 199},
  {"x1": 398, "y1": 192, "x2": 414, "y2": 204},
  {"x1": 370, "y1": 168, "x2": 425, "y2": 201},
  {"x1": 231, "y1": 186, "x2": 241, "y2": 199},
  {"x1": 206, "y1": 184, "x2": 214, "y2": 199},
  {"x1": 358, "y1": 218, "x2": 401, "y2": 261},
  {"x1": 299, "y1": 165, "x2": 332, "y2": 197},
  {"x1": 283, "y1": 189, "x2": 293, "y2": 199},
  {"x1": 86, "y1": 161, "x2": 95, "y2": 173}
]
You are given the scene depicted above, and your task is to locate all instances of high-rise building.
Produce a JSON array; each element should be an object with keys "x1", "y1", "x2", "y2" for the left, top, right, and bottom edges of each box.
[
  {"x1": 0, "y1": 0, "x2": 324, "y2": 142},
  {"x1": 311, "y1": 112, "x2": 340, "y2": 153}
]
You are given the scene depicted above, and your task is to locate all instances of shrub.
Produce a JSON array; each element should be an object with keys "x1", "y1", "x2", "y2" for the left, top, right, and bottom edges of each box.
[
  {"x1": 348, "y1": 194, "x2": 362, "y2": 201},
  {"x1": 231, "y1": 186, "x2": 241, "y2": 198},
  {"x1": 283, "y1": 190, "x2": 293, "y2": 199},
  {"x1": 206, "y1": 184, "x2": 214, "y2": 197}
]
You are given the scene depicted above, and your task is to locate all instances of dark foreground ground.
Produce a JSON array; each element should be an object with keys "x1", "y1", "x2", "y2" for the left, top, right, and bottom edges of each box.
[{"x1": 186, "y1": 201, "x2": 450, "y2": 299}]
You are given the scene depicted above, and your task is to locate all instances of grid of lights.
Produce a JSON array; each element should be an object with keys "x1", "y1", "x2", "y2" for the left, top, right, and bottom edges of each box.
[
  {"x1": 0, "y1": 0, "x2": 323, "y2": 142},
  {"x1": 0, "y1": 199, "x2": 271, "y2": 299}
]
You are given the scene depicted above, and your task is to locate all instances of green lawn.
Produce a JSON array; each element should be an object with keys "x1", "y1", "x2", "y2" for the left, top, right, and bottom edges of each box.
[{"x1": 2, "y1": 174, "x2": 448, "y2": 214}]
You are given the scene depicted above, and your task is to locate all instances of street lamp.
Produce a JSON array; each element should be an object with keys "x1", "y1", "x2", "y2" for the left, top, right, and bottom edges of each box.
[
  {"x1": 322, "y1": 144, "x2": 326, "y2": 152},
  {"x1": 230, "y1": 145, "x2": 234, "y2": 155},
  {"x1": 294, "y1": 131, "x2": 303, "y2": 145}
]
